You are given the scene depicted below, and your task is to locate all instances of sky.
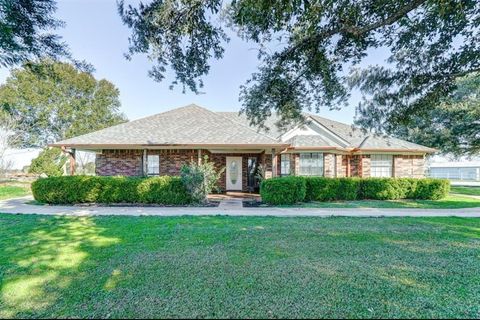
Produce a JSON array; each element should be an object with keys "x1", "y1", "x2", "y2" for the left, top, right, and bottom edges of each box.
[{"x1": 1, "y1": 0, "x2": 359, "y2": 124}]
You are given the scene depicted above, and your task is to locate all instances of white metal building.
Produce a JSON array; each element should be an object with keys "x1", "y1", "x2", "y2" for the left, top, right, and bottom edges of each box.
[{"x1": 428, "y1": 162, "x2": 480, "y2": 181}]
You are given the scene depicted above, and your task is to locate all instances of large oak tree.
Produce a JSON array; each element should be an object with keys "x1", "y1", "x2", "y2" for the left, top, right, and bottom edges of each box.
[
  {"x1": 119, "y1": 0, "x2": 480, "y2": 154},
  {"x1": 0, "y1": 0, "x2": 68, "y2": 67}
]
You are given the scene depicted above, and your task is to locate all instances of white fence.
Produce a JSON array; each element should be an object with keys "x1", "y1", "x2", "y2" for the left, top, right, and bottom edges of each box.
[{"x1": 428, "y1": 167, "x2": 480, "y2": 181}]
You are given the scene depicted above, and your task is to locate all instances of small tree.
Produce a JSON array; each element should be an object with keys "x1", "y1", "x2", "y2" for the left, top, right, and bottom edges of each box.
[
  {"x1": 180, "y1": 156, "x2": 224, "y2": 203},
  {"x1": 0, "y1": 112, "x2": 19, "y2": 178},
  {"x1": 29, "y1": 148, "x2": 67, "y2": 177}
]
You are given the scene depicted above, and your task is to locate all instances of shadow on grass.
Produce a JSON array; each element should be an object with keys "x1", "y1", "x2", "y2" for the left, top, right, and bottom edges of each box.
[
  {"x1": 0, "y1": 215, "x2": 120, "y2": 318},
  {"x1": 0, "y1": 215, "x2": 478, "y2": 318}
]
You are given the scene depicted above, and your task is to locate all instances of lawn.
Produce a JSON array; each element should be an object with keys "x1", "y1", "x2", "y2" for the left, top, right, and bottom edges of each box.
[
  {"x1": 0, "y1": 183, "x2": 30, "y2": 200},
  {"x1": 451, "y1": 186, "x2": 480, "y2": 196},
  {"x1": 0, "y1": 215, "x2": 478, "y2": 318},
  {"x1": 286, "y1": 194, "x2": 480, "y2": 209}
]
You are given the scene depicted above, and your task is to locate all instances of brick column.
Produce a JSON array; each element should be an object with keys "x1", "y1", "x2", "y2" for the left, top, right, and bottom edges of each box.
[
  {"x1": 361, "y1": 155, "x2": 371, "y2": 178},
  {"x1": 335, "y1": 155, "x2": 345, "y2": 177},
  {"x1": 323, "y1": 153, "x2": 335, "y2": 177},
  {"x1": 294, "y1": 153, "x2": 300, "y2": 175}
]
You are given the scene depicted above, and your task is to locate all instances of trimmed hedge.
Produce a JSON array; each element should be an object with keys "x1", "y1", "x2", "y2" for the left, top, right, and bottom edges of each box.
[
  {"x1": 261, "y1": 176, "x2": 450, "y2": 204},
  {"x1": 260, "y1": 176, "x2": 306, "y2": 205},
  {"x1": 31, "y1": 175, "x2": 192, "y2": 205}
]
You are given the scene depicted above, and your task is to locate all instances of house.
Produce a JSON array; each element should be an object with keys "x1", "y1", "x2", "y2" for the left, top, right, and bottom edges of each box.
[
  {"x1": 51, "y1": 104, "x2": 436, "y2": 192},
  {"x1": 428, "y1": 161, "x2": 480, "y2": 181}
]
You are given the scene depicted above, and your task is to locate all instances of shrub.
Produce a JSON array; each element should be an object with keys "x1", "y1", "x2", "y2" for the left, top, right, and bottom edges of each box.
[
  {"x1": 337, "y1": 177, "x2": 362, "y2": 200},
  {"x1": 305, "y1": 177, "x2": 340, "y2": 201},
  {"x1": 413, "y1": 178, "x2": 450, "y2": 200},
  {"x1": 31, "y1": 175, "x2": 192, "y2": 205},
  {"x1": 361, "y1": 178, "x2": 404, "y2": 200},
  {"x1": 259, "y1": 176, "x2": 450, "y2": 204},
  {"x1": 260, "y1": 176, "x2": 306, "y2": 205},
  {"x1": 180, "y1": 156, "x2": 224, "y2": 203}
]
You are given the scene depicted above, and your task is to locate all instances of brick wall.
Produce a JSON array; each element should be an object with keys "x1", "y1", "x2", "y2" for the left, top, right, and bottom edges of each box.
[
  {"x1": 95, "y1": 149, "x2": 143, "y2": 176},
  {"x1": 148, "y1": 149, "x2": 197, "y2": 175},
  {"x1": 96, "y1": 149, "x2": 426, "y2": 188},
  {"x1": 394, "y1": 155, "x2": 425, "y2": 178}
]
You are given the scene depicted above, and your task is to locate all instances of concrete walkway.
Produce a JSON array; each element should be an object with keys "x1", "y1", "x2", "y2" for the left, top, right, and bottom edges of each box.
[{"x1": 1, "y1": 196, "x2": 480, "y2": 217}]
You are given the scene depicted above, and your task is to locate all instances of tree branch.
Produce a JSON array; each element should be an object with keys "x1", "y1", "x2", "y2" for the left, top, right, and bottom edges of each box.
[{"x1": 278, "y1": 0, "x2": 428, "y2": 63}]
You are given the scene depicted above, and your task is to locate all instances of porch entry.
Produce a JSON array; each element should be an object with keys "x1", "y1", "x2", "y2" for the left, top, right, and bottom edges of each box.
[{"x1": 226, "y1": 156, "x2": 242, "y2": 190}]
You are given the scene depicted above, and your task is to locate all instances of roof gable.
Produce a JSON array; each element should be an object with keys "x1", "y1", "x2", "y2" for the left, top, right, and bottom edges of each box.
[{"x1": 219, "y1": 111, "x2": 435, "y2": 153}]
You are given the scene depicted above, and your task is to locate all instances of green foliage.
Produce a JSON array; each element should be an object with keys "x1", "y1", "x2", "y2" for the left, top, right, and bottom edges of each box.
[
  {"x1": 31, "y1": 176, "x2": 192, "y2": 205},
  {"x1": 391, "y1": 73, "x2": 480, "y2": 156},
  {"x1": 304, "y1": 177, "x2": 363, "y2": 201},
  {"x1": 0, "y1": 60, "x2": 127, "y2": 148},
  {"x1": 119, "y1": 0, "x2": 480, "y2": 141},
  {"x1": 29, "y1": 148, "x2": 67, "y2": 177},
  {"x1": 118, "y1": 0, "x2": 228, "y2": 93},
  {"x1": 260, "y1": 176, "x2": 306, "y2": 205},
  {"x1": 261, "y1": 177, "x2": 450, "y2": 204},
  {"x1": 361, "y1": 178, "x2": 407, "y2": 200},
  {"x1": 180, "y1": 156, "x2": 225, "y2": 203},
  {"x1": 0, "y1": 0, "x2": 68, "y2": 67},
  {"x1": 304, "y1": 177, "x2": 340, "y2": 202},
  {"x1": 337, "y1": 178, "x2": 362, "y2": 201},
  {"x1": 413, "y1": 178, "x2": 451, "y2": 200}
]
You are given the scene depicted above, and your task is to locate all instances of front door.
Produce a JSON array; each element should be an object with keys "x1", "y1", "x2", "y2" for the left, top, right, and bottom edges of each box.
[{"x1": 226, "y1": 156, "x2": 242, "y2": 190}]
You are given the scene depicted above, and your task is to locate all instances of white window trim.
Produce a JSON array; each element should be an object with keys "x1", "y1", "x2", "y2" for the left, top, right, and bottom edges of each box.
[
  {"x1": 280, "y1": 154, "x2": 291, "y2": 176},
  {"x1": 299, "y1": 153, "x2": 324, "y2": 176},
  {"x1": 370, "y1": 154, "x2": 393, "y2": 178},
  {"x1": 147, "y1": 154, "x2": 160, "y2": 176}
]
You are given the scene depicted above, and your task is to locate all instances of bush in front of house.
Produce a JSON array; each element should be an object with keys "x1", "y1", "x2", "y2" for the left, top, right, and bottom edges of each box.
[
  {"x1": 31, "y1": 175, "x2": 192, "y2": 205},
  {"x1": 360, "y1": 178, "x2": 413, "y2": 200},
  {"x1": 260, "y1": 176, "x2": 450, "y2": 204},
  {"x1": 413, "y1": 178, "x2": 450, "y2": 200},
  {"x1": 260, "y1": 176, "x2": 306, "y2": 205},
  {"x1": 305, "y1": 177, "x2": 362, "y2": 201},
  {"x1": 180, "y1": 156, "x2": 225, "y2": 203}
]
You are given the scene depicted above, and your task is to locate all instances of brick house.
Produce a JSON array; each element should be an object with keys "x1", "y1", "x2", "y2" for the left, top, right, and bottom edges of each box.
[{"x1": 51, "y1": 104, "x2": 436, "y2": 192}]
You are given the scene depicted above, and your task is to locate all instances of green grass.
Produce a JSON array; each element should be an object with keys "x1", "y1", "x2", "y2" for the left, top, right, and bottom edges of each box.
[
  {"x1": 0, "y1": 184, "x2": 30, "y2": 200},
  {"x1": 451, "y1": 186, "x2": 480, "y2": 196},
  {"x1": 277, "y1": 194, "x2": 480, "y2": 209},
  {"x1": 0, "y1": 215, "x2": 479, "y2": 318}
]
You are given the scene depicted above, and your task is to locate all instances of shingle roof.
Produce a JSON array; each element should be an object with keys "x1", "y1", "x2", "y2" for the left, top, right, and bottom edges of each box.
[
  {"x1": 53, "y1": 104, "x2": 284, "y2": 147},
  {"x1": 217, "y1": 112, "x2": 287, "y2": 138},
  {"x1": 53, "y1": 104, "x2": 435, "y2": 153}
]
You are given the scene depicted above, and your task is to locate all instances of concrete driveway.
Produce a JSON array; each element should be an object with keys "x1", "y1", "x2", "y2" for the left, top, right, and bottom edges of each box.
[{"x1": 1, "y1": 196, "x2": 480, "y2": 217}]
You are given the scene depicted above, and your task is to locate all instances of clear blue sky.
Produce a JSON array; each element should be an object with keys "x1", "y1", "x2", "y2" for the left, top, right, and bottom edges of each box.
[{"x1": 0, "y1": 0, "x2": 363, "y2": 124}]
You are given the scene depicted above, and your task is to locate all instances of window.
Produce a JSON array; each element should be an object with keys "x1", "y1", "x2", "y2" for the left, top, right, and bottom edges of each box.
[
  {"x1": 280, "y1": 154, "x2": 291, "y2": 175},
  {"x1": 299, "y1": 153, "x2": 323, "y2": 176},
  {"x1": 147, "y1": 155, "x2": 160, "y2": 175},
  {"x1": 370, "y1": 154, "x2": 393, "y2": 177}
]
